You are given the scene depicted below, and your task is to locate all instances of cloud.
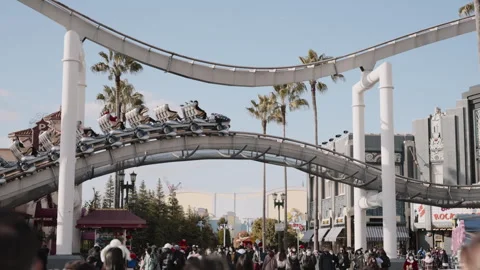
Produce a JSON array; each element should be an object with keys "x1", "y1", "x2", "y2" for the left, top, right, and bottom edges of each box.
[
  {"x1": 0, "y1": 89, "x2": 10, "y2": 97},
  {"x1": 0, "y1": 136, "x2": 10, "y2": 148},
  {"x1": 0, "y1": 110, "x2": 19, "y2": 121}
]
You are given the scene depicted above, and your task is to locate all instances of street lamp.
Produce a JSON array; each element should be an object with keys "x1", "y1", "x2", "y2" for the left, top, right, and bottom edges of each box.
[
  {"x1": 118, "y1": 171, "x2": 125, "y2": 208},
  {"x1": 119, "y1": 171, "x2": 137, "y2": 208},
  {"x1": 273, "y1": 193, "x2": 285, "y2": 249},
  {"x1": 220, "y1": 222, "x2": 228, "y2": 247}
]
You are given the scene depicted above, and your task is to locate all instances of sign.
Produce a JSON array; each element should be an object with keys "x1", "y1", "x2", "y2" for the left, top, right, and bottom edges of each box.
[
  {"x1": 321, "y1": 219, "x2": 330, "y2": 226},
  {"x1": 275, "y1": 223, "x2": 285, "y2": 232},
  {"x1": 290, "y1": 223, "x2": 305, "y2": 232},
  {"x1": 432, "y1": 207, "x2": 479, "y2": 224},
  {"x1": 413, "y1": 204, "x2": 427, "y2": 224},
  {"x1": 335, "y1": 217, "x2": 345, "y2": 224}
]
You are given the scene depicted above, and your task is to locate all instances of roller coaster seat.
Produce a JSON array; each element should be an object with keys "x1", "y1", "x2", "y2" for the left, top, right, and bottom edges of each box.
[
  {"x1": 155, "y1": 104, "x2": 178, "y2": 123},
  {"x1": 126, "y1": 108, "x2": 144, "y2": 128},
  {"x1": 98, "y1": 114, "x2": 114, "y2": 134}
]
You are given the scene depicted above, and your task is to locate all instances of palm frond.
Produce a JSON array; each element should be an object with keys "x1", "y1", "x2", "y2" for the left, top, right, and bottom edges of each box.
[{"x1": 459, "y1": 2, "x2": 474, "y2": 17}]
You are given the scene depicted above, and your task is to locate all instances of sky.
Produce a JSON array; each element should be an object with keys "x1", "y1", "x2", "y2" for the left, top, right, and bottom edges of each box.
[{"x1": 0, "y1": 0, "x2": 478, "y2": 218}]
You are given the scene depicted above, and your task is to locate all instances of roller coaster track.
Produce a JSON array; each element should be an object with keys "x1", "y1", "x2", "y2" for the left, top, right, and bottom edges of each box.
[
  {"x1": 1, "y1": 131, "x2": 480, "y2": 209},
  {"x1": 18, "y1": 0, "x2": 476, "y2": 87}
]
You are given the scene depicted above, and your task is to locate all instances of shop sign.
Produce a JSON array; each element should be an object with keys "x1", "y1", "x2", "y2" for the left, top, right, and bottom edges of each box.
[
  {"x1": 432, "y1": 207, "x2": 480, "y2": 224},
  {"x1": 413, "y1": 204, "x2": 426, "y2": 224}
]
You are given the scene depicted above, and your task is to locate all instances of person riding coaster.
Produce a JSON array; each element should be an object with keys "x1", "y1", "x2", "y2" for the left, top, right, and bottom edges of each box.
[
  {"x1": 180, "y1": 100, "x2": 231, "y2": 134},
  {"x1": 127, "y1": 105, "x2": 178, "y2": 137},
  {"x1": 98, "y1": 110, "x2": 149, "y2": 143},
  {"x1": 9, "y1": 137, "x2": 41, "y2": 173}
]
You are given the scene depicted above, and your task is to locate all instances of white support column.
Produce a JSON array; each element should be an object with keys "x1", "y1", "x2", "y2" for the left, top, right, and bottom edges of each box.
[
  {"x1": 352, "y1": 90, "x2": 367, "y2": 251},
  {"x1": 352, "y1": 62, "x2": 396, "y2": 258},
  {"x1": 56, "y1": 30, "x2": 80, "y2": 255},
  {"x1": 71, "y1": 44, "x2": 87, "y2": 254},
  {"x1": 379, "y1": 65, "x2": 397, "y2": 259}
]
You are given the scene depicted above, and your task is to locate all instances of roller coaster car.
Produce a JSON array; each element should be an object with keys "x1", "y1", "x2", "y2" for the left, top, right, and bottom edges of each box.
[
  {"x1": 38, "y1": 129, "x2": 62, "y2": 161},
  {"x1": 125, "y1": 105, "x2": 177, "y2": 137},
  {"x1": 9, "y1": 139, "x2": 41, "y2": 173},
  {"x1": 97, "y1": 113, "x2": 148, "y2": 145},
  {"x1": 76, "y1": 122, "x2": 107, "y2": 154},
  {"x1": 0, "y1": 157, "x2": 19, "y2": 184},
  {"x1": 181, "y1": 100, "x2": 230, "y2": 134}
]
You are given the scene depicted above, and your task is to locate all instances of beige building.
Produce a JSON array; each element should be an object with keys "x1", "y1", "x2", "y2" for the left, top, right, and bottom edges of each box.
[{"x1": 175, "y1": 187, "x2": 307, "y2": 225}]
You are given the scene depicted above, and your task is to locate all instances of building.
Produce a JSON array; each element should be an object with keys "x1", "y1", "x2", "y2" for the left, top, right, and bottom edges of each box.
[
  {"x1": 411, "y1": 85, "x2": 480, "y2": 253},
  {"x1": 305, "y1": 133, "x2": 414, "y2": 251}
]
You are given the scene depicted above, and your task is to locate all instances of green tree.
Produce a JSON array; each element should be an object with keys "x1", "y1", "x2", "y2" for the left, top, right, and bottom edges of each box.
[
  {"x1": 131, "y1": 180, "x2": 150, "y2": 246},
  {"x1": 165, "y1": 191, "x2": 185, "y2": 243},
  {"x1": 459, "y1": 2, "x2": 474, "y2": 16},
  {"x1": 96, "y1": 79, "x2": 144, "y2": 121},
  {"x1": 271, "y1": 83, "x2": 309, "y2": 248},
  {"x1": 91, "y1": 50, "x2": 143, "y2": 118},
  {"x1": 251, "y1": 218, "x2": 297, "y2": 249},
  {"x1": 218, "y1": 227, "x2": 232, "y2": 247},
  {"x1": 102, "y1": 176, "x2": 115, "y2": 208},
  {"x1": 246, "y1": 94, "x2": 279, "y2": 251}
]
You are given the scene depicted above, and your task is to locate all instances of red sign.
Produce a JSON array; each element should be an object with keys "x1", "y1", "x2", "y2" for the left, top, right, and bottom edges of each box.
[{"x1": 433, "y1": 213, "x2": 456, "y2": 221}]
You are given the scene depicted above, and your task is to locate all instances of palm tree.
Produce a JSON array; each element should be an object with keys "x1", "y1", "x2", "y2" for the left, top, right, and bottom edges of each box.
[
  {"x1": 459, "y1": 1, "x2": 480, "y2": 65},
  {"x1": 271, "y1": 83, "x2": 309, "y2": 248},
  {"x1": 299, "y1": 49, "x2": 345, "y2": 250},
  {"x1": 91, "y1": 50, "x2": 144, "y2": 118},
  {"x1": 246, "y1": 94, "x2": 279, "y2": 252},
  {"x1": 459, "y1": 2, "x2": 474, "y2": 16},
  {"x1": 96, "y1": 79, "x2": 145, "y2": 121}
]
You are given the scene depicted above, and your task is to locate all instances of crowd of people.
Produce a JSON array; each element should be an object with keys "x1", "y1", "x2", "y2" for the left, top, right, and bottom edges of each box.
[{"x1": 6, "y1": 206, "x2": 480, "y2": 270}]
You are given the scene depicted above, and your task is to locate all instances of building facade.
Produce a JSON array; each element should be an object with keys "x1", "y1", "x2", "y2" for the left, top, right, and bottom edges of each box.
[
  {"x1": 306, "y1": 133, "x2": 414, "y2": 251},
  {"x1": 411, "y1": 85, "x2": 480, "y2": 253}
]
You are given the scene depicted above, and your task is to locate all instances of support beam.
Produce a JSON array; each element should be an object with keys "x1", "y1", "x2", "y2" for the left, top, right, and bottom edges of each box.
[
  {"x1": 352, "y1": 62, "x2": 397, "y2": 258},
  {"x1": 56, "y1": 30, "x2": 80, "y2": 255}
]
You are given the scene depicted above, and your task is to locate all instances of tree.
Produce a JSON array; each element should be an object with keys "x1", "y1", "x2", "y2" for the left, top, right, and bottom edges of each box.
[
  {"x1": 246, "y1": 94, "x2": 279, "y2": 251},
  {"x1": 299, "y1": 49, "x2": 345, "y2": 249},
  {"x1": 91, "y1": 50, "x2": 143, "y2": 118},
  {"x1": 218, "y1": 228, "x2": 232, "y2": 247},
  {"x1": 271, "y1": 83, "x2": 309, "y2": 248},
  {"x1": 251, "y1": 218, "x2": 297, "y2": 249},
  {"x1": 96, "y1": 79, "x2": 144, "y2": 121},
  {"x1": 102, "y1": 176, "x2": 115, "y2": 208},
  {"x1": 459, "y1": 2, "x2": 474, "y2": 16}
]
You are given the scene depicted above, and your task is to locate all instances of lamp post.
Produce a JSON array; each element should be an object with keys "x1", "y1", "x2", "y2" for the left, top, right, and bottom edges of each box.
[
  {"x1": 273, "y1": 193, "x2": 285, "y2": 249},
  {"x1": 118, "y1": 171, "x2": 125, "y2": 208},
  {"x1": 123, "y1": 171, "x2": 137, "y2": 208},
  {"x1": 220, "y1": 222, "x2": 228, "y2": 247}
]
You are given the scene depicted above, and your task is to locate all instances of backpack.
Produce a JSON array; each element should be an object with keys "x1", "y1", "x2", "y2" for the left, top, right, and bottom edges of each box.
[{"x1": 381, "y1": 255, "x2": 391, "y2": 268}]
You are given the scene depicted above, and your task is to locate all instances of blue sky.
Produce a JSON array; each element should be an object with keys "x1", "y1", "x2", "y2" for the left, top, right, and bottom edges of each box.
[{"x1": 0, "y1": 0, "x2": 477, "y2": 218}]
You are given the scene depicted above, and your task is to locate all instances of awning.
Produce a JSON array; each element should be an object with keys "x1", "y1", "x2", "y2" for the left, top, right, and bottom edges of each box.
[
  {"x1": 325, "y1": 227, "x2": 344, "y2": 242},
  {"x1": 300, "y1": 228, "x2": 330, "y2": 242},
  {"x1": 366, "y1": 226, "x2": 410, "y2": 242},
  {"x1": 301, "y1": 230, "x2": 314, "y2": 242}
]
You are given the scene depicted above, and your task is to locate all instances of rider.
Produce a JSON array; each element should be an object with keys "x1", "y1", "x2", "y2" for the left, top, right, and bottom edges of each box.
[
  {"x1": 102, "y1": 110, "x2": 125, "y2": 130},
  {"x1": 135, "y1": 105, "x2": 157, "y2": 124},
  {"x1": 13, "y1": 136, "x2": 37, "y2": 156},
  {"x1": 166, "y1": 106, "x2": 182, "y2": 122},
  {"x1": 77, "y1": 121, "x2": 99, "y2": 137},
  {"x1": 192, "y1": 100, "x2": 207, "y2": 119}
]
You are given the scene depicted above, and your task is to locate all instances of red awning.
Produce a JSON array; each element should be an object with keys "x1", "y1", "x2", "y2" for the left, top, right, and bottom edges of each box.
[{"x1": 76, "y1": 209, "x2": 147, "y2": 229}]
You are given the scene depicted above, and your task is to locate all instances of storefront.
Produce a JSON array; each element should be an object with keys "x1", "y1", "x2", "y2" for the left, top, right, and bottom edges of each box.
[
  {"x1": 412, "y1": 204, "x2": 480, "y2": 253},
  {"x1": 76, "y1": 209, "x2": 147, "y2": 253}
]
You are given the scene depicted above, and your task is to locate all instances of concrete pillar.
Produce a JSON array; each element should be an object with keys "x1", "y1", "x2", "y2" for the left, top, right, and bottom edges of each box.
[{"x1": 56, "y1": 30, "x2": 80, "y2": 255}]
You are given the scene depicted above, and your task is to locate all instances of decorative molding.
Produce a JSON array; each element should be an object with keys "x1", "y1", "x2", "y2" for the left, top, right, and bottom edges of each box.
[
  {"x1": 475, "y1": 109, "x2": 480, "y2": 159},
  {"x1": 365, "y1": 152, "x2": 402, "y2": 164},
  {"x1": 429, "y1": 107, "x2": 444, "y2": 163}
]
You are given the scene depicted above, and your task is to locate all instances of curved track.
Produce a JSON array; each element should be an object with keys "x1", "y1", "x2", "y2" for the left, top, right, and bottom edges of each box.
[
  {"x1": 19, "y1": 0, "x2": 475, "y2": 87},
  {"x1": 1, "y1": 131, "x2": 480, "y2": 208}
]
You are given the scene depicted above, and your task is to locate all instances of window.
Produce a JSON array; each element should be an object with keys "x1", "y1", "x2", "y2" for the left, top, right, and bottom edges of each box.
[
  {"x1": 338, "y1": 183, "x2": 345, "y2": 195},
  {"x1": 325, "y1": 180, "x2": 332, "y2": 198},
  {"x1": 431, "y1": 164, "x2": 443, "y2": 184}
]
